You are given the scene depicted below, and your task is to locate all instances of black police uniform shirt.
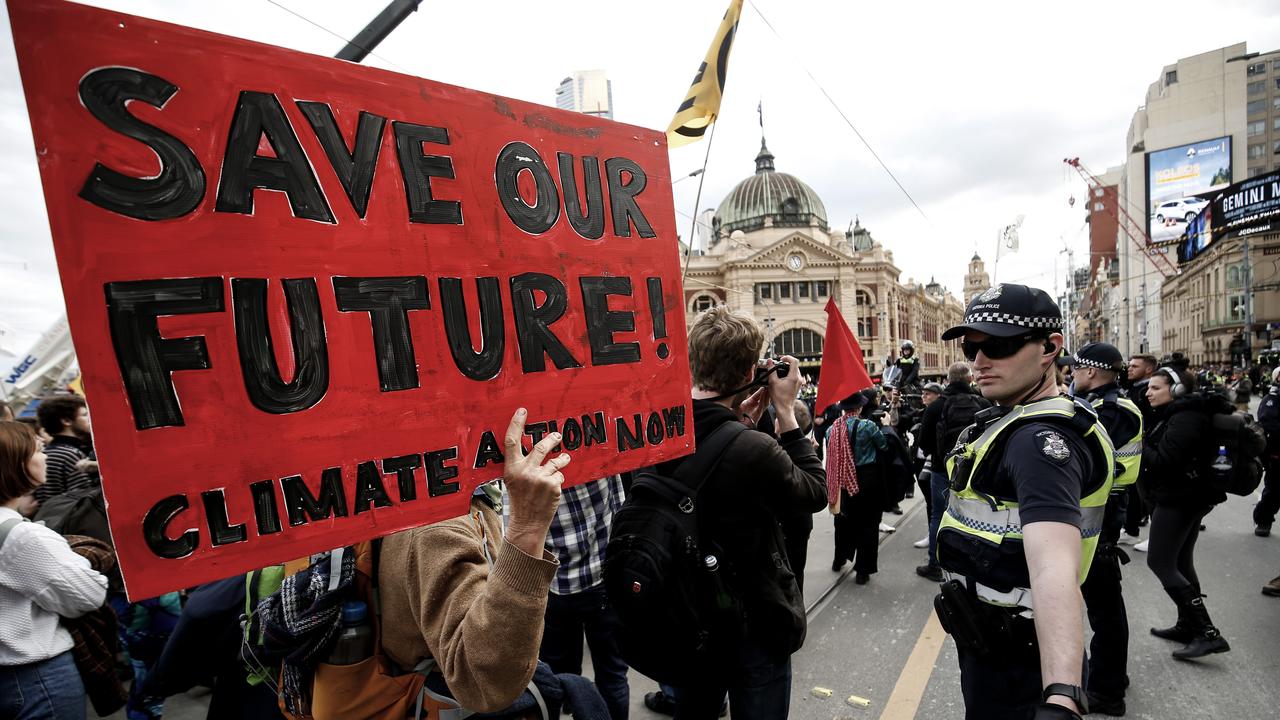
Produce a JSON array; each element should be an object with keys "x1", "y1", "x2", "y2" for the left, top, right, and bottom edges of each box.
[
  {"x1": 980, "y1": 420, "x2": 1095, "y2": 529},
  {"x1": 1085, "y1": 383, "x2": 1142, "y2": 451}
]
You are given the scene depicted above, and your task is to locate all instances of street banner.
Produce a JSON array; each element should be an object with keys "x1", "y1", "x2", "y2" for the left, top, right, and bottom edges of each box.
[
  {"x1": 10, "y1": 0, "x2": 691, "y2": 599},
  {"x1": 1, "y1": 314, "x2": 72, "y2": 400}
]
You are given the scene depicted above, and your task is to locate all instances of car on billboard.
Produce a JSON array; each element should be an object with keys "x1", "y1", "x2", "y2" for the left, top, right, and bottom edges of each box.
[{"x1": 1151, "y1": 197, "x2": 1209, "y2": 225}]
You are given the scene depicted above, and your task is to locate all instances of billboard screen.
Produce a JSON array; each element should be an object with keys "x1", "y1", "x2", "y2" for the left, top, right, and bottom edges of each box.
[
  {"x1": 1146, "y1": 136, "x2": 1233, "y2": 246},
  {"x1": 1214, "y1": 169, "x2": 1280, "y2": 241}
]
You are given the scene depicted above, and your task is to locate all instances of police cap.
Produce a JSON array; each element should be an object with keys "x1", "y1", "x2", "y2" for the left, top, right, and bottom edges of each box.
[
  {"x1": 941, "y1": 284, "x2": 1063, "y2": 341},
  {"x1": 1062, "y1": 342, "x2": 1125, "y2": 372}
]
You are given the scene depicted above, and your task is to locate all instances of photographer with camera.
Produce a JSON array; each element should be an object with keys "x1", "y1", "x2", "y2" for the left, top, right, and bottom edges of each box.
[{"x1": 659, "y1": 307, "x2": 826, "y2": 719}]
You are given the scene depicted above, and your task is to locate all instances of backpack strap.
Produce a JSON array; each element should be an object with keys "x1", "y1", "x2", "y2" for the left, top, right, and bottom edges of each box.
[
  {"x1": 0, "y1": 517, "x2": 24, "y2": 550},
  {"x1": 638, "y1": 421, "x2": 749, "y2": 509}
]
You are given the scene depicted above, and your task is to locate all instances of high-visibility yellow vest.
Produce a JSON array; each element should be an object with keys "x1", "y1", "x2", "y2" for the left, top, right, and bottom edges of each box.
[
  {"x1": 940, "y1": 396, "x2": 1115, "y2": 610},
  {"x1": 1090, "y1": 391, "x2": 1143, "y2": 490}
]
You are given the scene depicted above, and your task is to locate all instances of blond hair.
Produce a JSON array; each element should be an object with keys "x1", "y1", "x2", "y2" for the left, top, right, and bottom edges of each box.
[{"x1": 687, "y1": 306, "x2": 764, "y2": 394}]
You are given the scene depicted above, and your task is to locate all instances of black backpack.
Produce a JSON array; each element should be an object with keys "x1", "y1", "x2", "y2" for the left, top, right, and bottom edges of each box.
[
  {"x1": 937, "y1": 391, "x2": 991, "y2": 457},
  {"x1": 603, "y1": 421, "x2": 748, "y2": 684},
  {"x1": 1205, "y1": 407, "x2": 1267, "y2": 496}
]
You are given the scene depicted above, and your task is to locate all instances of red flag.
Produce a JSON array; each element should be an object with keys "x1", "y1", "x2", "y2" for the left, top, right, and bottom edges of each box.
[{"x1": 816, "y1": 297, "x2": 874, "y2": 413}]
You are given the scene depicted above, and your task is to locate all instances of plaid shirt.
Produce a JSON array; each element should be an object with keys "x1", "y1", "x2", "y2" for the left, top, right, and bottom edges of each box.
[{"x1": 503, "y1": 475, "x2": 625, "y2": 595}]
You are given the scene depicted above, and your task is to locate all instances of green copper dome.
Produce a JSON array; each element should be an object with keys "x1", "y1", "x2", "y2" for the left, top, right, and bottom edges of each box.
[{"x1": 714, "y1": 140, "x2": 828, "y2": 235}]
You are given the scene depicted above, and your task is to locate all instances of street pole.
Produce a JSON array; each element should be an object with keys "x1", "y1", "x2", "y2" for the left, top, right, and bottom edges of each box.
[
  {"x1": 335, "y1": 0, "x2": 423, "y2": 62},
  {"x1": 1244, "y1": 233, "x2": 1254, "y2": 368}
]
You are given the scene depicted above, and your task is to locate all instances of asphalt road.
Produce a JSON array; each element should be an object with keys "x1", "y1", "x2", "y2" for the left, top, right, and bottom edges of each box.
[{"x1": 113, "y1": 465, "x2": 1279, "y2": 720}]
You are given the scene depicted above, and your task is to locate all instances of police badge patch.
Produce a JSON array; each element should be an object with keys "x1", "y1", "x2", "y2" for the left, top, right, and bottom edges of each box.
[
  {"x1": 1037, "y1": 430, "x2": 1070, "y2": 462},
  {"x1": 977, "y1": 285, "x2": 1003, "y2": 302}
]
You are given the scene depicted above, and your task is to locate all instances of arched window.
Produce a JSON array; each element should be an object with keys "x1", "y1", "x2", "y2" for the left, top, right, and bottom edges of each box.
[
  {"x1": 692, "y1": 294, "x2": 717, "y2": 313},
  {"x1": 773, "y1": 328, "x2": 824, "y2": 357},
  {"x1": 856, "y1": 290, "x2": 872, "y2": 306}
]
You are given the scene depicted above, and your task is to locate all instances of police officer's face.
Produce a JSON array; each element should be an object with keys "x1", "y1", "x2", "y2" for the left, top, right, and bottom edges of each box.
[
  {"x1": 1147, "y1": 374, "x2": 1175, "y2": 407},
  {"x1": 964, "y1": 330, "x2": 1055, "y2": 405}
]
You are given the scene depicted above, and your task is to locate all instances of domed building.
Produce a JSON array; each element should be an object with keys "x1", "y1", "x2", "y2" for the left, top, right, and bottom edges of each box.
[{"x1": 682, "y1": 140, "x2": 965, "y2": 382}]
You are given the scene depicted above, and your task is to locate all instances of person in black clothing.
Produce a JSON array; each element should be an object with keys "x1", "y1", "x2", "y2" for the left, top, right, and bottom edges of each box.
[
  {"x1": 891, "y1": 340, "x2": 921, "y2": 391},
  {"x1": 665, "y1": 306, "x2": 827, "y2": 720},
  {"x1": 1142, "y1": 367, "x2": 1231, "y2": 660},
  {"x1": 1064, "y1": 343, "x2": 1142, "y2": 716},
  {"x1": 914, "y1": 362, "x2": 989, "y2": 582},
  {"x1": 1124, "y1": 354, "x2": 1158, "y2": 539},
  {"x1": 1253, "y1": 367, "x2": 1280, "y2": 537}
]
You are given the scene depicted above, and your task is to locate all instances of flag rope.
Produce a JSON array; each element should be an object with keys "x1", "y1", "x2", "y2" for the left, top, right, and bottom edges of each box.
[{"x1": 682, "y1": 119, "x2": 719, "y2": 283}]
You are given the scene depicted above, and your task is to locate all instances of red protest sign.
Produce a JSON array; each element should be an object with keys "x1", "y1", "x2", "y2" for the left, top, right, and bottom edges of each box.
[{"x1": 9, "y1": 0, "x2": 692, "y2": 600}]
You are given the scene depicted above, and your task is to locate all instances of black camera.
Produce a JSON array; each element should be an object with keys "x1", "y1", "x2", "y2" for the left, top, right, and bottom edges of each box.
[{"x1": 753, "y1": 359, "x2": 791, "y2": 385}]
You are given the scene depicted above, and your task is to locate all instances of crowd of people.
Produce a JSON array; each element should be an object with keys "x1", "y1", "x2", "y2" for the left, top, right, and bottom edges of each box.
[{"x1": 2, "y1": 284, "x2": 1278, "y2": 720}]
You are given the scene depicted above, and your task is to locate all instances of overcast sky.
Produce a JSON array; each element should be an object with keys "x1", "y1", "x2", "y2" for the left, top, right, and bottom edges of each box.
[{"x1": 2, "y1": 0, "x2": 1280, "y2": 355}]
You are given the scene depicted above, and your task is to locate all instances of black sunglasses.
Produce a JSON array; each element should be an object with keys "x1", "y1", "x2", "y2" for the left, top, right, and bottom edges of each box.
[{"x1": 961, "y1": 333, "x2": 1043, "y2": 362}]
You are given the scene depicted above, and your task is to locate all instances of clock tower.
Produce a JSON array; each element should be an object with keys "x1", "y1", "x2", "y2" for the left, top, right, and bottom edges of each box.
[{"x1": 963, "y1": 253, "x2": 991, "y2": 305}]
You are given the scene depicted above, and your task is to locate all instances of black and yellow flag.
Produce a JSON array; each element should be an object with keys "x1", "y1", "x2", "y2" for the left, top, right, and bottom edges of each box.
[{"x1": 665, "y1": 0, "x2": 743, "y2": 148}]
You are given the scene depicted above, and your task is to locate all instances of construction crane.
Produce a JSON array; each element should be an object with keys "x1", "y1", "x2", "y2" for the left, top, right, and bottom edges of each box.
[{"x1": 1063, "y1": 157, "x2": 1179, "y2": 278}]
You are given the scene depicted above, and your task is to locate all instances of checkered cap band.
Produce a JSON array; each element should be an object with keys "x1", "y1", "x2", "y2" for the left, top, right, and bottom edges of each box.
[
  {"x1": 961, "y1": 312, "x2": 1062, "y2": 329},
  {"x1": 1072, "y1": 355, "x2": 1114, "y2": 370}
]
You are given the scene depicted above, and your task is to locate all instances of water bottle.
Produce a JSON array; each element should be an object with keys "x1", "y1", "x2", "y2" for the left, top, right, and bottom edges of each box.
[
  {"x1": 703, "y1": 555, "x2": 735, "y2": 612},
  {"x1": 327, "y1": 600, "x2": 374, "y2": 665},
  {"x1": 1210, "y1": 445, "x2": 1233, "y2": 486}
]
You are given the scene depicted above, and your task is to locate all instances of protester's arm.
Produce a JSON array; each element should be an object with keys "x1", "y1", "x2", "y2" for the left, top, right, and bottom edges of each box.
[
  {"x1": 7, "y1": 528, "x2": 108, "y2": 618},
  {"x1": 1024, "y1": 521, "x2": 1085, "y2": 715},
  {"x1": 868, "y1": 421, "x2": 888, "y2": 451},
  {"x1": 762, "y1": 425, "x2": 828, "y2": 513},
  {"x1": 400, "y1": 410, "x2": 564, "y2": 711}
]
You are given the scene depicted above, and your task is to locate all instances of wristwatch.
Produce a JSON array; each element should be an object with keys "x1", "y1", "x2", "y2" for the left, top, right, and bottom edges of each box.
[{"x1": 1042, "y1": 683, "x2": 1088, "y2": 715}]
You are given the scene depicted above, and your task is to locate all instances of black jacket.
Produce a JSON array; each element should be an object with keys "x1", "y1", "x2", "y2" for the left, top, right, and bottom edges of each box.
[
  {"x1": 657, "y1": 399, "x2": 826, "y2": 657},
  {"x1": 1258, "y1": 385, "x2": 1280, "y2": 455},
  {"x1": 918, "y1": 380, "x2": 986, "y2": 463},
  {"x1": 1141, "y1": 394, "x2": 1228, "y2": 508}
]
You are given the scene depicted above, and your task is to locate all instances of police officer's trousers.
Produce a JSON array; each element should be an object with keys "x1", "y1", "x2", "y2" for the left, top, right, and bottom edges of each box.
[
  {"x1": 955, "y1": 614, "x2": 1042, "y2": 720},
  {"x1": 1082, "y1": 493, "x2": 1129, "y2": 700}
]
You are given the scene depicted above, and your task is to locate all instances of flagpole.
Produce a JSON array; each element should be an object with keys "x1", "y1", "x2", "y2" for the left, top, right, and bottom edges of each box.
[{"x1": 681, "y1": 119, "x2": 719, "y2": 283}]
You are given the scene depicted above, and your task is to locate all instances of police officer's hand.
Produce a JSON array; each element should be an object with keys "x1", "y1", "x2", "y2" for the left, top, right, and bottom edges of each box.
[
  {"x1": 502, "y1": 408, "x2": 569, "y2": 557},
  {"x1": 1033, "y1": 703, "x2": 1082, "y2": 720}
]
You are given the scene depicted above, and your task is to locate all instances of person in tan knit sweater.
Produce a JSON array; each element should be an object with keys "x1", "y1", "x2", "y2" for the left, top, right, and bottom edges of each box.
[{"x1": 378, "y1": 408, "x2": 568, "y2": 712}]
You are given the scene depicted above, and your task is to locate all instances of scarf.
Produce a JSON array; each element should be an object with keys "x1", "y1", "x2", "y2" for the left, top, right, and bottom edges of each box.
[
  {"x1": 826, "y1": 412, "x2": 860, "y2": 503},
  {"x1": 256, "y1": 548, "x2": 356, "y2": 717}
]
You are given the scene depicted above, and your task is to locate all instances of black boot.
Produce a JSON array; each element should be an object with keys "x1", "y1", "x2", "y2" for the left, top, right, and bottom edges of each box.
[
  {"x1": 1170, "y1": 585, "x2": 1230, "y2": 660},
  {"x1": 1150, "y1": 585, "x2": 1193, "y2": 643}
]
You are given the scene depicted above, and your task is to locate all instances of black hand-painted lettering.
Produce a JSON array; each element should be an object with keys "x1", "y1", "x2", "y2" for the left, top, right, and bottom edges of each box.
[
  {"x1": 281, "y1": 470, "x2": 349, "y2": 526},
  {"x1": 382, "y1": 454, "x2": 423, "y2": 502},
  {"x1": 605, "y1": 157, "x2": 656, "y2": 238},
  {"x1": 77, "y1": 67, "x2": 205, "y2": 221},
  {"x1": 296, "y1": 102, "x2": 386, "y2": 218},
  {"x1": 561, "y1": 417, "x2": 582, "y2": 450},
  {"x1": 104, "y1": 278, "x2": 224, "y2": 430},
  {"x1": 424, "y1": 447, "x2": 460, "y2": 497},
  {"x1": 473, "y1": 430, "x2": 505, "y2": 469},
  {"x1": 581, "y1": 412, "x2": 607, "y2": 447},
  {"x1": 232, "y1": 278, "x2": 329, "y2": 414},
  {"x1": 580, "y1": 276, "x2": 640, "y2": 366},
  {"x1": 439, "y1": 277, "x2": 504, "y2": 381},
  {"x1": 353, "y1": 461, "x2": 393, "y2": 513},
  {"x1": 557, "y1": 153, "x2": 604, "y2": 239},
  {"x1": 143, "y1": 494, "x2": 198, "y2": 560},
  {"x1": 616, "y1": 414, "x2": 644, "y2": 452},
  {"x1": 393, "y1": 121, "x2": 462, "y2": 224},
  {"x1": 647, "y1": 277, "x2": 670, "y2": 359},
  {"x1": 201, "y1": 489, "x2": 247, "y2": 546},
  {"x1": 332, "y1": 276, "x2": 429, "y2": 391},
  {"x1": 496, "y1": 142, "x2": 559, "y2": 234},
  {"x1": 249, "y1": 479, "x2": 282, "y2": 536},
  {"x1": 509, "y1": 272, "x2": 581, "y2": 373},
  {"x1": 215, "y1": 91, "x2": 334, "y2": 223}
]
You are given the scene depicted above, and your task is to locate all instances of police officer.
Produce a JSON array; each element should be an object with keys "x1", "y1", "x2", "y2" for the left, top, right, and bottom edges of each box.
[
  {"x1": 894, "y1": 340, "x2": 921, "y2": 390},
  {"x1": 1064, "y1": 343, "x2": 1143, "y2": 716},
  {"x1": 934, "y1": 284, "x2": 1114, "y2": 720},
  {"x1": 1254, "y1": 366, "x2": 1280, "y2": 537}
]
